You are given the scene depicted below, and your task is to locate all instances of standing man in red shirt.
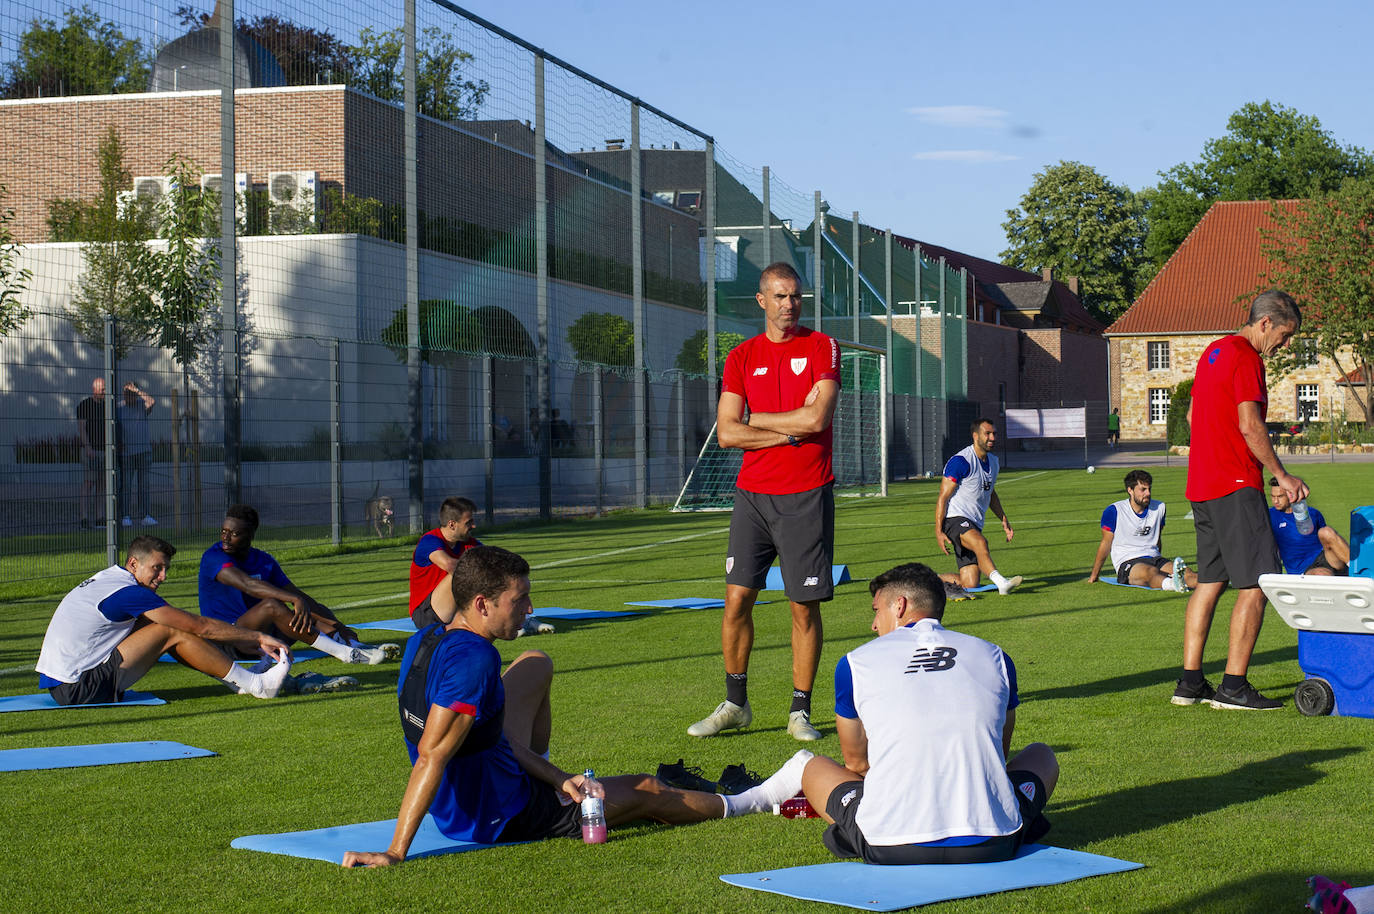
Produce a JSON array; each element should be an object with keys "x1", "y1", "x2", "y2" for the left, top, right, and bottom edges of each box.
[
  {"x1": 688, "y1": 262, "x2": 841, "y2": 742},
  {"x1": 409, "y1": 496, "x2": 482, "y2": 629},
  {"x1": 1173, "y1": 290, "x2": 1308, "y2": 711}
]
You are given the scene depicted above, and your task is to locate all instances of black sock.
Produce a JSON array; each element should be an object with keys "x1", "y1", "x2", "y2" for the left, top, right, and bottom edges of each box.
[
  {"x1": 789, "y1": 688, "x2": 811, "y2": 714},
  {"x1": 1221, "y1": 673, "x2": 1247, "y2": 692},
  {"x1": 726, "y1": 673, "x2": 747, "y2": 707},
  {"x1": 1181, "y1": 669, "x2": 1204, "y2": 686}
]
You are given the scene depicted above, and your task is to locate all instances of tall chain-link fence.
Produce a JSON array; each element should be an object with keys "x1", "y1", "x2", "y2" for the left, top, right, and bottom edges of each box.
[{"x1": 0, "y1": 0, "x2": 973, "y2": 582}]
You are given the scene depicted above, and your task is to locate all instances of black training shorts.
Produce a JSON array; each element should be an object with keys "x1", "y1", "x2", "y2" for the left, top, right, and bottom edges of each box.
[
  {"x1": 726, "y1": 483, "x2": 835, "y2": 603},
  {"x1": 1117, "y1": 555, "x2": 1169, "y2": 583},
  {"x1": 411, "y1": 595, "x2": 442, "y2": 630},
  {"x1": 49, "y1": 648, "x2": 125, "y2": 706},
  {"x1": 942, "y1": 516, "x2": 982, "y2": 570},
  {"x1": 1191, "y1": 487, "x2": 1279, "y2": 589},
  {"x1": 496, "y1": 779, "x2": 581, "y2": 842}
]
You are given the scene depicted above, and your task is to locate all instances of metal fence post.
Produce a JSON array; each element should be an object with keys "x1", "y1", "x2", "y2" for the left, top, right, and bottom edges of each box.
[
  {"x1": 103, "y1": 315, "x2": 117, "y2": 565},
  {"x1": 913, "y1": 245, "x2": 923, "y2": 475},
  {"x1": 631, "y1": 103, "x2": 646, "y2": 508},
  {"x1": 218, "y1": 0, "x2": 240, "y2": 509},
  {"x1": 885, "y1": 229, "x2": 893, "y2": 485},
  {"x1": 879, "y1": 353, "x2": 889, "y2": 496},
  {"x1": 813, "y1": 191, "x2": 824, "y2": 327},
  {"x1": 705, "y1": 139, "x2": 717, "y2": 401},
  {"x1": 676, "y1": 371, "x2": 685, "y2": 492},
  {"x1": 593, "y1": 366, "x2": 604, "y2": 516},
  {"x1": 851, "y1": 212, "x2": 860, "y2": 345},
  {"x1": 761, "y1": 165, "x2": 772, "y2": 266},
  {"x1": 960, "y1": 267, "x2": 970, "y2": 399},
  {"x1": 330, "y1": 339, "x2": 341, "y2": 545},
  {"x1": 404, "y1": 0, "x2": 423, "y2": 534},
  {"x1": 482, "y1": 354, "x2": 494, "y2": 524},
  {"x1": 938, "y1": 256, "x2": 947, "y2": 403},
  {"x1": 535, "y1": 54, "x2": 552, "y2": 520}
]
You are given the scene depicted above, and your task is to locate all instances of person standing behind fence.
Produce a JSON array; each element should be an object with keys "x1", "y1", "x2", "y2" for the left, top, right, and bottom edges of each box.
[
  {"x1": 117, "y1": 381, "x2": 156, "y2": 528},
  {"x1": 687, "y1": 261, "x2": 841, "y2": 743},
  {"x1": 76, "y1": 376, "x2": 107, "y2": 530},
  {"x1": 1107, "y1": 408, "x2": 1120, "y2": 449}
]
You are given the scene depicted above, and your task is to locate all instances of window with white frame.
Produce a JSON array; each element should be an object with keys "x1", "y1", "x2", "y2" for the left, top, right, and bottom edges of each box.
[
  {"x1": 1293, "y1": 338, "x2": 1320, "y2": 367},
  {"x1": 1147, "y1": 340, "x2": 1170, "y2": 371},
  {"x1": 1149, "y1": 387, "x2": 1170, "y2": 424},
  {"x1": 1297, "y1": 383, "x2": 1320, "y2": 421}
]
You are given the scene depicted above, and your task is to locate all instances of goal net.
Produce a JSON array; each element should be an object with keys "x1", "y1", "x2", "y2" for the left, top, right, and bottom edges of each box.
[{"x1": 673, "y1": 344, "x2": 887, "y2": 511}]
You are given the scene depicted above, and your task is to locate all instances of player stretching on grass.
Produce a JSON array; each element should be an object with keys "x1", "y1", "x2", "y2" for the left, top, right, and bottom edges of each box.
[
  {"x1": 688, "y1": 261, "x2": 841, "y2": 743},
  {"x1": 409, "y1": 496, "x2": 483, "y2": 628},
  {"x1": 796, "y1": 563, "x2": 1057, "y2": 863},
  {"x1": 37, "y1": 536, "x2": 291, "y2": 704},
  {"x1": 199, "y1": 505, "x2": 397, "y2": 670},
  {"x1": 342, "y1": 546, "x2": 812, "y2": 866},
  {"x1": 1088, "y1": 469, "x2": 1198, "y2": 592},
  {"x1": 935, "y1": 418, "x2": 1023, "y2": 595}
]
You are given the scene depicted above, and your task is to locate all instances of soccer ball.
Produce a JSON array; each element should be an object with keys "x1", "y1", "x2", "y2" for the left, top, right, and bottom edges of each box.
[{"x1": 1086, "y1": 465, "x2": 1096, "y2": 474}]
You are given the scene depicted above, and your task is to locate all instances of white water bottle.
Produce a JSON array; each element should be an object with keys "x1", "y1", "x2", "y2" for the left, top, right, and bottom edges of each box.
[
  {"x1": 1292, "y1": 499, "x2": 1315, "y2": 536},
  {"x1": 580, "y1": 769, "x2": 607, "y2": 844}
]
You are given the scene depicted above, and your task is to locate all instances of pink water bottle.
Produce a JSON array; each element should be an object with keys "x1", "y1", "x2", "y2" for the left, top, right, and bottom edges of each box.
[
  {"x1": 773, "y1": 792, "x2": 819, "y2": 818},
  {"x1": 580, "y1": 769, "x2": 607, "y2": 844}
]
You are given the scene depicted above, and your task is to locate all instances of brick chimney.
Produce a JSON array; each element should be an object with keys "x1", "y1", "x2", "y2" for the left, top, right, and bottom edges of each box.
[
  {"x1": 1041, "y1": 267, "x2": 1053, "y2": 282},
  {"x1": 1068, "y1": 276, "x2": 1079, "y2": 295}
]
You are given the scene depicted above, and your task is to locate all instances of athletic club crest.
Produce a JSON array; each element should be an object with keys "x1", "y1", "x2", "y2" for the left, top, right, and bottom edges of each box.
[
  {"x1": 790, "y1": 357, "x2": 807, "y2": 375},
  {"x1": 725, "y1": 556, "x2": 734, "y2": 574},
  {"x1": 1019, "y1": 781, "x2": 1036, "y2": 802}
]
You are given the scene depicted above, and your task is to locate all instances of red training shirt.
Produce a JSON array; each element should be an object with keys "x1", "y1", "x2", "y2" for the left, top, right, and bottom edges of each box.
[
  {"x1": 721, "y1": 326, "x2": 841, "y2": 495},
  {"x1": 1185, "y1": 334, "x2": 1268, "y2": 502},
  {"x1": 409, "y1": 529, "x2": 482, "y2": 611}
]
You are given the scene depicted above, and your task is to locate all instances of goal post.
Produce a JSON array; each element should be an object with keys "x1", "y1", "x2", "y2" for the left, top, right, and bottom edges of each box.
[{"x1": 673, "y1": 341, "x2": 887, "y2": 512}]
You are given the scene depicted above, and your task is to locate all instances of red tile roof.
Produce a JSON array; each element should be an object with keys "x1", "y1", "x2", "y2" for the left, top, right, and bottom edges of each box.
[{"x1": 1105, "y1": 200, "x2": 1297, "y2": 336}]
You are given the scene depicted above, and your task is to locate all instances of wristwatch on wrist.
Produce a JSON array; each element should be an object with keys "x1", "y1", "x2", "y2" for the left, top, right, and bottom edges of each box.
[{"x1": 787, "y1": 435, "x2": 800, "y2": 447}]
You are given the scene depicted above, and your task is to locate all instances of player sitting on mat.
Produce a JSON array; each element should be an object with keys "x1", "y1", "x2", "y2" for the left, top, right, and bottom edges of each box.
[
  {"x1": 1088, "y1": 469, "x2": 1198, "y2": 592},
  {"x1": 342, "y1": 545, "x2": 812, "y2": 867},
  {"x1": 199, "y1": 504, "x2": 397, "y2": 666},
  {"x1": 794, "y1": 562, "x2": 1059, "y2": 864},
  {"x1": 1269, "y1": 478, "x2": 1350, "y2": 576},
  {"x1": 37, "y1": 535, "x2": 293, "y2": 704}
]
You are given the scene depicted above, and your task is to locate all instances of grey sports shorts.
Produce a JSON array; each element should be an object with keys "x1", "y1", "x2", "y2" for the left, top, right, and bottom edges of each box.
[{"x1": 726, "y1": 483, "x2": 835, "y2": 603}]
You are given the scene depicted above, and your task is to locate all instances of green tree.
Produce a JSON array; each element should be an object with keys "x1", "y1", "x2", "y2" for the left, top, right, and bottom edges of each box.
[
  {"x1": 1000, "y1": 160, "x2": 1148, "y2": 324},
  {"x1": 65, "y1": 128, "x2": 157, "y2": 358},
  {"x1": 675, "y1": 329, "x2": 746, "y2": 376},
  {"x1": 175, "y1": 7, "x2": 353, "y2": 86},
  {"x1": 1, "y1": 5, "x2": 150, "y2": 98},
  {"x1": 1256, "y1": 180, "x2": 1374, "y2": 422},
  {"x1": 1166, "y1": 378, "x2": 1193, "y2": 447},
  {"x1": 380, "y1": 299, "x2": 483, "y2": 362},
  {"x1": 351, "y1": 25, "x2": 489, "y2": 121},
  {"x1": 0, "y1": 184, "x2": 33, "y2": 337},
  {"x1": 567, "y1": 312, "x2": 634, "y2": 367},
  {"x1": 1145, "y1": 101, "x2": 1374, "y2": 271}
]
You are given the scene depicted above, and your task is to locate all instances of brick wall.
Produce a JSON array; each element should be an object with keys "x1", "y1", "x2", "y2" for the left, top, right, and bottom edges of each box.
[{"x1": 965, "y1": 321, "x2": 1019, "y2": 416}]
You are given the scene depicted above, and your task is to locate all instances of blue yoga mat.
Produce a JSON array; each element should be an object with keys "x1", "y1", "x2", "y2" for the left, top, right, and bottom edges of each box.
[
  {"x1": 626, "y1": 598, "x2": 726, "y2": 609},
  {"x1": 967, "y1": 584, "x2": 999, "y2": 593},
  {"x1": 0, "y1": 690, "x2": 165, "y2": 712},
  {"x1": 232, "y1": 815, "x2": 506, "y2": 864},
  {"x1": 764, "y1": 564, "x2": 852, "y2": 591},
  {"x1": 531, "y1": 607, "x2": 643, "y2": 620},
  {"x1": 157, "y1": 649, "x2": 324, "y2": 664},
  {"x1": 0, "y1": 740, "x2": 215, "y2": 772},
  {"x1": 352, "y1": 618, "x2": 414, "y2": 632},
  {"x1": 1100, "y1": 576, "x2": 1155, "y2": 590},
  {"x1": 721, "y1": 844, "x2": 1143, "y2": 911}
]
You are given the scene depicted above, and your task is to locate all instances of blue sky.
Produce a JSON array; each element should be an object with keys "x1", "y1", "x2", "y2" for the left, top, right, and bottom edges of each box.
[{"x1": 458, "y1": 0, "x2": 1374, "y2": 262}]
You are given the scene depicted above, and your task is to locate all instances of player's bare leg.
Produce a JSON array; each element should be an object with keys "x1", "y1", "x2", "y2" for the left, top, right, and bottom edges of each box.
[
  {"x1": 787, "y1": 599, "x2": 823, "y2": 740},
  {"x1": 960, "y1": 528, "x2": 1022, "y2": 594},
  {"x1": 502, "y1": 650, "x2": 553, "y2": 755},
  {"x1": 689, "y1": 584, "x2": 757, "y2": 736}
]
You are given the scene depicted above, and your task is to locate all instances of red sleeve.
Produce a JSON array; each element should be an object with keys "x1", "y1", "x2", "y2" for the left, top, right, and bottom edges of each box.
[
  {"x1": 722, "y1": 341, "x2": 748, "y2": 396},
  {"x1": 816, "y1": 333, "x2": 841, "y2": 384}
]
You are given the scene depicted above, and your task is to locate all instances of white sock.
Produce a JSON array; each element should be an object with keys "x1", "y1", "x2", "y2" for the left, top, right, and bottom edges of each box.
[
  {"x1": 1345, "y1": 885, "x2": 1374, "y2": 913},
  {"x1": 222, "y1": 659, "x2": 291, "y2": 698},
  {"x1": 1161, "y1": 578, "x2": 1177, "y2": 591},
  {"x1": 311, "y1": 633, "x2": 359, "y2": 661},
  {"x1": 723, "y1": 750, "x2": 813, "y2": 817},
  {"x1": 989, "y1": 570, "x2": 1009, "y2": 589}
]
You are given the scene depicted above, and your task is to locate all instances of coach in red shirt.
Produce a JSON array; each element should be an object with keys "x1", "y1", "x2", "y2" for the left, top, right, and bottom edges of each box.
[
  {"x1": 687, "y1": 262, "x2": 841, "y2": 742},
  {"x1": 1173, "y1": 290, "x2": 1308, "y2": 712}
]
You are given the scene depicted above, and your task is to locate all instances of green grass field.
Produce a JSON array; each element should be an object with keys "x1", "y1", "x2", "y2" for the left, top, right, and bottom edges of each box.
[{"x1": 2, "y1": 465, "x2": 1371, "y2": 913}]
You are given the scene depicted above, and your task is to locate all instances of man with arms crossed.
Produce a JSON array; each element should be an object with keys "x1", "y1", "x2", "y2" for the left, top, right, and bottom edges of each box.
[
  {"x1": 1268, "y1": 478, "x2": 1349, "y2": 576},
  {"x1": 688, "y1": 261, "x2": 841, "y2": 742},
  {"x1": 1174, "y1": 290, "x2": 1308, "y2": 711},
  {"x1": 935, "y1": 418, "x2": 1023, "y2": 595},
  {"x1": 342, "y1": 546, "x2": 812, "y2": 866},
  {"x1": 199, "y1": 504, "x2": 396, "y2": 667},
  {"x1": 409, "y1": 496, "x2": 483, "y2": 629},
  {"x1": 1088, "y1": 469, "x2": 1198, "y2": 592},
  {"x1": 797, "y1": 562, "x2": 1057, "y2": 864},
  {"x1": 37, "y1": 535, "x2": 292, "y2": 703}
]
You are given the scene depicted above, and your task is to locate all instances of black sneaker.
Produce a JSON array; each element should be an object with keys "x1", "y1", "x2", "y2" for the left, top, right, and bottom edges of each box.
[
  {"x1": 1209, "y1": 681, "x2": 1283, "y2": 711},
  {"x1": 1171, "y1": 678, "x2": 1216, "y2": 706},
  {"x1": 718, "y1": 762, "x2": 763, "y2": 795},
  {"x1": 656, "y1": 759, "x2": 717, "y2": 793}
]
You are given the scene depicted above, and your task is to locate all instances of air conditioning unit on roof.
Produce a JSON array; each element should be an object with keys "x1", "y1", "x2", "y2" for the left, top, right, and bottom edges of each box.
[
  {"x1": 268, "y1": 170, "x2": 318, "y2": 234},
  {"x1": 133, "y1": 175, "x2": 174, "y2": 202},
  {"x1": 201, "y1": 172, "x2": 250, "y2": 226}
]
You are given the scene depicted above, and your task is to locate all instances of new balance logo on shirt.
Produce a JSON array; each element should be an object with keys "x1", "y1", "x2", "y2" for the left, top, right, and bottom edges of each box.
[
  {"x1": 753, "y1": 367, "x2": 768, "y2": 376},
  {"x1": 804, "y1": 576, "x2": 819, "y2": 586},
  {"x1": 905, "y1": 647, "x2": 958, "y2": 673}
]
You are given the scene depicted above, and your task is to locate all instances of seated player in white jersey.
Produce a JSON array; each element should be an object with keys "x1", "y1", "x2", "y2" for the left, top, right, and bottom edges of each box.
[
  {"x1": 795, "y1": 563, "x2": 1058, "y2": 865},
  {"x1": 36, "y1": 535, "x2": 293, "y2": 705},
  {"x1": 935, "y1": 417, "x2": 1023, "y2": 595},
  {"x1": 1088, "y1": 469, "x2": 1199, "y2": 592}
]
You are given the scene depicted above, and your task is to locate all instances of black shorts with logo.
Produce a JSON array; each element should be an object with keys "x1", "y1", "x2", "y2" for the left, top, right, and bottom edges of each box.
[
  {"x1": 726, "y1": 483, "x2": 835, "y2": 602},
  {"x1": 1117, "y1": 555, "x2": 1169, "y2": 582},
  {"x1": 49, "y1": 648, "x2": 126, "y2": 706},
  {"x1": 1191, "y1": 487, "x2": 1280, "y2": 589},
  {"x1": 822, "y1": 770, "x2": 1050, "y2": 865},
  {"x1": 942, "y1": 516, "x2": 982, "y2": 569},
  {"x1": 496, "y1": 779, "x2": 582, "y2": 842}
]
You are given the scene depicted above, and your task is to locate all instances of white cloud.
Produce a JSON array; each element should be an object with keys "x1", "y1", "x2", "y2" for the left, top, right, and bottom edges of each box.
[
  {"x1": 907, "y1": 105, "x2": 1009, "y2": 128},
  {"x1": 913, "y1": 150, "x2": 1019, "y2": 163}
]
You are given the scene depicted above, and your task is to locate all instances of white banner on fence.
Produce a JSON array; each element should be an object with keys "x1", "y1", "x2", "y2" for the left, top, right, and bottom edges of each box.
[{"x1": 1005, "y1": 407, "x2": 1086, "y2": 439}]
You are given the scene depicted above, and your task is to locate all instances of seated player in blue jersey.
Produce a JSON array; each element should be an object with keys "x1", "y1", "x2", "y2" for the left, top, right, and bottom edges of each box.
[
  {"x1": 795, "y1": 562, "x2": 1058, "y2": 865},
  {"x1": 341, "y1": 546, "x2": 812, "y2": 867},
  {"x1": 935, "y1": 418, "x2": 1023, "y2": 595},
  {"x1": 1088, "y1": 469, "x2": 1198, "y2": 591},
  {"x1": 199, "y1": 504, "x2": 397, "y2": 666},
  {"x1": 37, "y1": 535, "x2": 292, "y2": 704},
  {"x1": 1269, "y1": 478, "x2": 1349, "y2": 576}
]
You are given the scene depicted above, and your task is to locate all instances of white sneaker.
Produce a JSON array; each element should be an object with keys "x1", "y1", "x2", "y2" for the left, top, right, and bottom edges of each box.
[
  {"x1": 141, "y1": 515, "x2": 158, "y2": 526},
  {"x1": 688, "y1": 700, "x2": 752, "y2": 737},
  {"x1": 1171, "y1": 558, "x2": 1189, "y2": 594},
  {"x1": 787, "y1": 709, "x2": 822, "y2": 741},
  {"x1": 997, "y1": 575, "x2": 1024, "y2": 595},
  {"x1": 348, "y1": 644, "x2": 389, "y2": 665},
  {"x1": 295, "y1": 672, "x2": 359, "y2": 694}
]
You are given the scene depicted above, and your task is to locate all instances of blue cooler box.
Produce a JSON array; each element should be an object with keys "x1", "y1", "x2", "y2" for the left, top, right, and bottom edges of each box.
[{"x1": 1296, "y1": 630, "x2": 1374, "y2": 718}]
